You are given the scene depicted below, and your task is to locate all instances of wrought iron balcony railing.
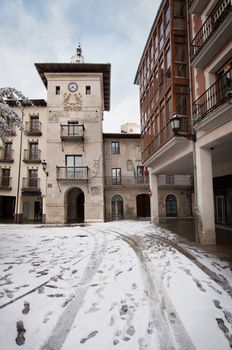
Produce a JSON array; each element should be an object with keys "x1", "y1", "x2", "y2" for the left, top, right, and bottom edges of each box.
[
  {"x1": 25, "y1": 121, "x2": 42, "y2": 136},
  {"x1": 192, "y1": 66, "x2": 232, "y2": 122},
  {"x1": 0, "y1": 149, "x2": 14, "y2": 162},
  {"x1": 105, "y1": 176, "x2": 149, "y2": 186},
  {"x1": 22, "y1": 177, "x2": 40, "y2": 191},
  {"x1": 60, "y1": 124, "x2": 85, "y2": 141},
  {"x1": 0, "y1": 176, "x2": 12, "y2": 190},
  {"x1": 56, "y1": 166, "x2": 88, "y2": 182},
  {"x1": 23, "y1": 149, "x2": 41, "y2": 163},
  {"x1": 191, "y1": 0, "x2": 232, "y2": 61}
]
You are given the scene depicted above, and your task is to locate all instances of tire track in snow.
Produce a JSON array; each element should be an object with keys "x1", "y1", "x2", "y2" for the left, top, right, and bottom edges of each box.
[
  {"x1": 120, "y1": 233, "x2": 196, "y2": 350},
  {"x1": 40, "y1": 229, "x2": 107, "y2": 350}
]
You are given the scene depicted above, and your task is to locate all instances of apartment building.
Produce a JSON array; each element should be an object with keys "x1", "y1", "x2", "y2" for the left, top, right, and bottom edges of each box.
[
  {"x1": 134, "y1": 0, "x2": 194, "y2": 224},
  {"x1": 135, "y1": 0, "x2": 232, "y2": 244},
  {"x1": 103, "y1": 133, "x2": 150, "y2": 220},
  {"x1": 189, "y1": 0, "x2": 232, "y2": 243}
]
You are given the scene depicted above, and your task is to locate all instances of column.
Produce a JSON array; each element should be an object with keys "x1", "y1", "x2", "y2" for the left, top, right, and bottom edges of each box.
[
  {"x1": 196, "y1": 146, "x2": 216, "y2": 244},
  {"x1": 149, "y1": 170, "x2": 159, "y2": 224}
]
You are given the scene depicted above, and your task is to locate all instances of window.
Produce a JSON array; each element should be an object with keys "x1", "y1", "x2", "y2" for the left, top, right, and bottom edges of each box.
[
  {"x1": 111, "y1": 141, "x2": 120, "y2": 155},
  {"x1": 29, "y1": 143, "x2": 39, "y2": 160},
  {"x1": 30, "y1": 116, "x2": 39, "y2": 132},
  {"x1": 1, "y1": 168, "x2": 10, "y2": 187},
  {"x1": 165, "y1": 4, "x2": 170, "y2": 37},
  {"x1": 137, "y1": 166, "x2": 144, "y2": 184},
  {"x1": 86, "y1": 86, "x2": 91, "y2": 95},
  {"x1": 174, "y1": 43, "x2": 187, "y2": 77},
  {"x1": 159, "y1": 59, "x2": 164, "y2": 92},
  {"x1": 68, "y1": 122, "x2": 80, "y2": 136},
  {"x1": 112, "y1": 168, "x2": 121, "y2": 185},
  {"x1": 158, "y1": 19, "x2": 164, "y2": 50},
  {"x1": 173, "y1": 0, "x2": 186, "y2": 29},
  {"x1": 28, "y1": 169, "x2": 38, "y2": 188},
  {"x1": 56, "y1": 86, "x2": 60, "y2": 95},
  {"x1": 166, "y1": 195, "x2": 177, "y2": 217},
  {"x1": 4, "y1": 142, "x2": 12, "y2": 159},
  {"x1": 166, "y1": 175, "x2": 174, "y2": 185},
  {"x1": 66, "y1": 155, "x2": 83, "y2": 179},
  {"x1": 165, "y1": 46, "x2": 171, "y2": 81}
]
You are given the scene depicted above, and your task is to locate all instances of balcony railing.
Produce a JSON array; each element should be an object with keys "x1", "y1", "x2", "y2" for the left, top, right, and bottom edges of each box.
[
  {"x1": 60, "y1": 124, "x2": 85, "y2": 141},
  {"x1": 191, "y1": 0, "x2": 232, "y2": 61},
  {"x1": 0, "y1": 149, "x2": 14, "y2": 162},
  {"x1": 22, "y1": 177, "x2": 40, "y2": 191},
  {"x1": 25, "y1": 121, "x2": 42, "y2": 136},
  {"x1": 0, "y1": 176, "x2": 12, "y2": 190},
  {"x1": 192, "y1": 66, "x2": 232, "y2": 122},
  {"x1": 105, "y1": 176, "x2": 149, "y2": 186},
  {"x1": 158, "y1": 175, "x2": 193, "y2": 187},
  {"x1": 56, "y1": 166, "x2": 88, "y2": 182},
  {"x1": 23, "y1": 149, "x2": 41, "y2": 163}
]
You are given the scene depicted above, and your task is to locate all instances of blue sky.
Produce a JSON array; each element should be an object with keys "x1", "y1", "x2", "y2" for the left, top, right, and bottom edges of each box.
[{"x1": 0, "y1": 0, "x2": 159, "y2": 132}]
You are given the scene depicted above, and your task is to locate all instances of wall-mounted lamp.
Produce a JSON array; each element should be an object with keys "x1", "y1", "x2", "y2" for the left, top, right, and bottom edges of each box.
[
  {"x1": 169, "y1": 113, "x2": 196, "y2": 142},
  {"x1": 42, "y1": 160, "x2": 48, "y2": 176}
]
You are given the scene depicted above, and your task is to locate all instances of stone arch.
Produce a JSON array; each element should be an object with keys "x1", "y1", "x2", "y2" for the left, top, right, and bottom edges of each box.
[
  {"x1": 65, "y1": 187, "x2": 84, "y2": 223},
  {"x1": 111, "y1": 195, "x2": 124, "y2": 220},
  {"x1": 166, "y1": 194, "x2": 177, "y2": 217}
]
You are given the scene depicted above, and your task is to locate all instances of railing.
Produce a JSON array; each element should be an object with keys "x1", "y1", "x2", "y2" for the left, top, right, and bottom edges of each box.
[
  {"x1": 22, "y1": 177, "x2": 40, "y2": 190},
  {"x1": 0, "y1": 149, "x2": 14, "y2": 162},
  {"x1": 191, "y1": 0, "x2": 232, "y2": 60},
  {"x1": 60, "y1": 124, "x2": 84, "y2": 141},
  {"x1": 25, "y1": 121, "x2": 42, "y2": 135},
  {"x1": 192, "y1": 66, "x2": 232, "y2": 122},
  {"x1": 0, "y1": 176, "x2": 12, "y2": 190},
  {"x1": 158, "y1": 175, "x2": 193, "y2": 186},
  {"x1": 23, "y1": 149, "x2": 41, "y2": 162},
  {"x1": 105, "y1": 176, "x2": 149, "y2": 186},
  {"x1": 56, "y1": 166, "x2": 88, "y2": 182}
]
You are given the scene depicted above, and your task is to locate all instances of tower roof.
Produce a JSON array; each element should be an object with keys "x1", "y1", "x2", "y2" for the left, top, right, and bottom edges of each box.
[{"x1": 34, "y1": 62, "x2": 111, "y2": 111}]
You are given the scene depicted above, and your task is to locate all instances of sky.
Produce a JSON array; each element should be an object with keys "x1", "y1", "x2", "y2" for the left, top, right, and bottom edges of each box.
[{"x1": 0, "y1": 0, "x2": 159, "y2": 132}]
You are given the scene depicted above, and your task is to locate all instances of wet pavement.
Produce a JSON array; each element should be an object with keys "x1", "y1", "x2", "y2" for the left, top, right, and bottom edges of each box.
[{"x1": 158, "y1": 217, "x2": 232, "y2": 262}]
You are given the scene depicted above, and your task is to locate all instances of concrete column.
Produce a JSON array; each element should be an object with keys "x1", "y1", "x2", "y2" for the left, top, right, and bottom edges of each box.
[
  {"x1": 196, "y1": 146, "x2": 216, "y2": 244},
  {"x1": 149, "y1": 170, "x2": 159, "y2": 224}
]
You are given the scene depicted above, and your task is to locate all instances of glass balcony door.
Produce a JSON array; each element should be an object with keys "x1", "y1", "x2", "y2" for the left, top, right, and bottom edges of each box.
[{"x1": 66, "y1": 155, "x2": 83, "y2": 179}]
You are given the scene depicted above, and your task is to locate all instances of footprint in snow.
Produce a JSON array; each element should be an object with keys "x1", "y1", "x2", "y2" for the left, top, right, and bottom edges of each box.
[
  {"x1": 22, "y1": 301, "x2": 30, "y2": 315},
  {"x1": 80, "y1": 331, "x2": 98, "y2": 344}
]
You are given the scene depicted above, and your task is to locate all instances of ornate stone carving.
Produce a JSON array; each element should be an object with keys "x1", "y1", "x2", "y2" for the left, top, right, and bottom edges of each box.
[{"x1": 63, "y1": 92, "x2": 82, "y2": 111}]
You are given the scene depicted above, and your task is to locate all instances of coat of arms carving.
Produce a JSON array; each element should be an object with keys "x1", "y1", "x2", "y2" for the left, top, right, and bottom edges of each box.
[{"x1": 63, "y1": 92, "x2": 82, "y2": 111}]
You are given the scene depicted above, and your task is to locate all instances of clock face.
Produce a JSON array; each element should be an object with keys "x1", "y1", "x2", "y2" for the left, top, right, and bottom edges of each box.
[{"x1": 68, "y1": 82, "x2": 78, "y2": 92}]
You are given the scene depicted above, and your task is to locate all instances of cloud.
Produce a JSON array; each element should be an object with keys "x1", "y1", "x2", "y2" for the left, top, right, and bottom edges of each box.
[{"x1": 0, "y1": 0, "x2": 159, "y2": 132}]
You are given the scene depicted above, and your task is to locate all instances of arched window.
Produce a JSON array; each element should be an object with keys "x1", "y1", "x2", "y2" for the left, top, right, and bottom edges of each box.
[
  {"x1": 166, "y1": 195, "x2": 177, "y2": 217},
  {"x1": 112, "y1": 195, "x2": 123, "y2": 219}
]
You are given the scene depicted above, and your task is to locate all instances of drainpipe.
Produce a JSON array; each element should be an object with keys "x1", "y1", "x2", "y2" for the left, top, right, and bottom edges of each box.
[{"x1": 15, "y1": 108, "x2": 24, "y2": 223}]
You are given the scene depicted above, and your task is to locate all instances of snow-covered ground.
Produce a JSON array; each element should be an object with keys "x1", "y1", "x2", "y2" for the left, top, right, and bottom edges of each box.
[{"x1": 0, "y1": 221, "x2": 232, "y2": 350}]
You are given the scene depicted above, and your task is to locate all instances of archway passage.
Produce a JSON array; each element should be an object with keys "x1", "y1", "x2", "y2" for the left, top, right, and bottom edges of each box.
[
  {"x1": 112, "y1": 195, "x2": 123, "y2": 220},
  {"x1": 136, "y1": 194, "x2": 151, "y2": 218},
  {"x1": 67, "y1": 188, "x2": 84, "y2": 223},
  {"x1": 166, "y1": 195, "x2": 177, "y2": 217}
]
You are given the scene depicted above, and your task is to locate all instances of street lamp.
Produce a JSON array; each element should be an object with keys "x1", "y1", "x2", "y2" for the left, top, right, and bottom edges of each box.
[
  {"x1": 169, "y1": 113, "x2": 196, "y2": 142},
  {"x1": 42, "y1": 160, "x2": 48, "y2": 177},
  {"x1": 169, "y1": 113, "x2": 199, "y2": 243}
]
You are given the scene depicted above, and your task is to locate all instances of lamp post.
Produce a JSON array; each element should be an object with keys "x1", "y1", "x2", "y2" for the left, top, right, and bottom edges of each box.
[{"x1": 169, "y1": 113, "x2": 199, "y2": 243}]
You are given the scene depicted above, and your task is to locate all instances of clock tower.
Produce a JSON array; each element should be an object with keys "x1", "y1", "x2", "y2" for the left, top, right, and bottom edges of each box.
[{"x1": 35, "y1": 48, "x2": 111, "y2": 224}]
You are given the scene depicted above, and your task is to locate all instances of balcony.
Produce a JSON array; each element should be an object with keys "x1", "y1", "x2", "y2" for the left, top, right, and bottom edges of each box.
[
  {"x1": 56, "y1": 166, "x2": 88, "y2": 182},
  {"x1": 190, "y1": 0, "x2": 232, "y2": 67},
  {"x1": 0, "y1": 177, "x2": 12, "y2": 190},
  {"x1": 0, "y1": 149, "x2": 14, "y2": 163},
  {"x1": 22, "y1": 177, "x2": 40, "y2": 192},
  {"x1": 105, "y1": 176, "x2": 149, "y2": 187},
  {"x1": 192, "y1": 66, "x2": 232, "y2": 124},
  {"x1": 60, "y1": 124, "x2": 84, "y2": 142},
  {"x1": 188, "y1": 0, "x2": 210, "y2": 15},
  {"x1": 25, "y1": 121, "x2": 42, "y2": 136},
  {"x1": 23, "y1": 149, "x2": 41, "y2": 163}
]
